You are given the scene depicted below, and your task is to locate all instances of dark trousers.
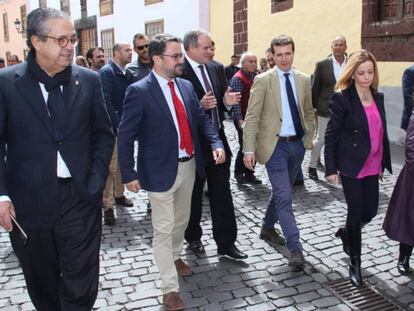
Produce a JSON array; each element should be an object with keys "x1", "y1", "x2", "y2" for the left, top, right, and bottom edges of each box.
[
  {"x1": 234, "y1": 121, "x2": 252, "y2": 177},
  {"x1": 185, "y1": 152, "x2": 237, "y2": 249},
  {"x1": 341, "y1": 174, "x2": 379, "y2": 226},
  {"x1": 10, "y1": 180, "x2": 102, "y2": 311}
]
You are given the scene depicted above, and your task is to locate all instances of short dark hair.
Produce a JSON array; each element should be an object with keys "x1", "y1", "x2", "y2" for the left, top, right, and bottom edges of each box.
[
  {"x1": 26, "y1": 7, "x2": 68, "y2": 51},
  {"x1": 148, "y1": 33, "x2": 182, "y2": 66},
  {"x1": 8, "y1": 54, "x2": 20, "y2": 62},
  {"x1": 270, "y1": 35, "x2": 295, "y2": 54},
  {"x1": 0, "y1": 57, "x2": 4, "y2": 64},
  {"x1": 132, "y1": 33, "x2": 148, "y2": 48},
  {"x1": 86, "y1": 47, "x2": 104, "y2": 65}
]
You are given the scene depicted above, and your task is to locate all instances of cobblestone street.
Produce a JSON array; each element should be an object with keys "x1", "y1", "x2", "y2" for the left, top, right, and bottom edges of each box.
[{"x1": 0, "y1": 121, "x2": 413, "y2": 311}]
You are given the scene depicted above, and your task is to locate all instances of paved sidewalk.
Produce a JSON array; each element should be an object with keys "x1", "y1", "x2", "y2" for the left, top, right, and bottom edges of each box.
[{"x1": 0, "y1": 122, "x2": 413, "y2": 310}]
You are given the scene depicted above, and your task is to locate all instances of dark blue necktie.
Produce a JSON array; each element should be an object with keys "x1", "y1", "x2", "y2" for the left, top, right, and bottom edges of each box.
[{"x1": 284, "y1": 73, "x2": 304, "y2": 139}]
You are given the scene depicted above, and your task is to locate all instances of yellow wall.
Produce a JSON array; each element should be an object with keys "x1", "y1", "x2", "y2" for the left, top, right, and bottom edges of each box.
[
  {"x1": 0, "y1": 0, "x2": 28, "y2": 64},
  {"x1": 210, "y1": 0, "x2": 410, "y2": 86}
]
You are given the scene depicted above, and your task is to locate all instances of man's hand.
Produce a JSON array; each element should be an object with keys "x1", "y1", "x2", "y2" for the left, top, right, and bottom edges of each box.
[
  {"x1": 223, "y1": 87, "x2": 241, "y2": 106},
  {"x1": 200, "y1": 91, "x2": 217, "y2": 110},
  {"x1": 125, "y1": 180, "x2": 141, "y2": 193},
  {"x1": 243, "y1": 153, "x2": 256, "y2": 171},
  {"x1": 0, "y1": 201, "x2": 15, "y2": 232},
  {"x1": 212, "y1": 148, "x2": 226, "y2": 165},
  {"x1": 237, "y1": 119, "x2": 245, "y2": 129},
  {"x1": 326, "y1": 174, "x2": 339, "y2": 184}
]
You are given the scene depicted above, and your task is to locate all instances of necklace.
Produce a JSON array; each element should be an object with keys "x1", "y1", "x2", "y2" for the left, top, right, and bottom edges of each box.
[{"x1": 358, "y1": 91, "x2": 371, "y2": 103}]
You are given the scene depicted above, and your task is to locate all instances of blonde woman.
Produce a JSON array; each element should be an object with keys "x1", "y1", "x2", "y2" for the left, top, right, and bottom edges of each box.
[{"x1": 324, "y1": 50, "x2": 392, "y2": 286}]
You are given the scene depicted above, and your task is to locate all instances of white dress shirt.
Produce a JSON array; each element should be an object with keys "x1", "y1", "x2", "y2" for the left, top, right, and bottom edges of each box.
[
  {"x1": 332, "y1": 56, "x2": 347, "y2": 81},
  {"x1": 153, "y1": 70, "x2": 192, "y2": 158},
  {"x1": 276, "y1": 67, "x2": 299, "y2": 137}
]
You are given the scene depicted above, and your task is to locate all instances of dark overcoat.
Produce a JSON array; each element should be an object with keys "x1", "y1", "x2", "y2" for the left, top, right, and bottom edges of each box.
[{"x1": 383, "y1": 113, "x2": 414, "y2": 246}]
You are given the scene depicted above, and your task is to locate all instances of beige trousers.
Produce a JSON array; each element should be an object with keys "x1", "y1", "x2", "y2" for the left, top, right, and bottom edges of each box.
[
  {"x1": 103, "y1": 140, "x2": 124, "y2": 211},
  {"x1": 148, "y1": 159, "x2": 196, "y2": 294}
]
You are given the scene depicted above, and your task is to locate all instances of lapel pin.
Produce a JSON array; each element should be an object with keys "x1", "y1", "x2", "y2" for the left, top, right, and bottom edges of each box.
[{"x1": 75, "y1": 80, "x2": 79, "y2": 86}]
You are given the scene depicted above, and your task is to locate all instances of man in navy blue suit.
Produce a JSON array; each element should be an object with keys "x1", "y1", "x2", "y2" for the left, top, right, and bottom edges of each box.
[
  {"x1": 117, "y1": 34, "x2": 224, "y2": 311},
  {"x1": 100, "y1": 42, "x2": 134, "y2": 225},
  {"x1": 0, "y1": 8, "x2": 114, "y2": 310}
]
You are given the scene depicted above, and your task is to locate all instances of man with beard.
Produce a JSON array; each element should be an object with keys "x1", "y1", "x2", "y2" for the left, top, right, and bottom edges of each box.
[
  {"x1": 0, "y1": 8, "x2": 114, "y2": 310},
  {"x1": 118, "y1": 34, "x2": 224, "y2": 310},
  {"x1": 127, "y1": 33, "x2": 151, "y2": 82},
  {"x1": 86, "y1": 46, "x2": 105, "y2": 71}
]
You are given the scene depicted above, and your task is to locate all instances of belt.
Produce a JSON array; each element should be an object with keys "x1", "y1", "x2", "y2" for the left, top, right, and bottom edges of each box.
[
  {"x1": 278, "y1": 135, "x2": 300, "y2": 142},
  {"x1": 57, "y1": 177, "x2": 72, "y2": 184},
  {"x1": 178, "y1": 155, "x2": 194, "y2": 163}
]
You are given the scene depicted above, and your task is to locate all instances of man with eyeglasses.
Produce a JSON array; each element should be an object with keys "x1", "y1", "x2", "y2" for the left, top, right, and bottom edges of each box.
[
  {"x1": 118, "y1": 33, "x2": 224, "y2": 311},
  {"x1": 127, "y1": 33, "x2": 151, "y2": 83},
  {"x1": 100, "y1": 42, "x2": 134, "y2": 225},
  {"x1": 0, "y1": 7, "x2": 114, "y2": 310}
]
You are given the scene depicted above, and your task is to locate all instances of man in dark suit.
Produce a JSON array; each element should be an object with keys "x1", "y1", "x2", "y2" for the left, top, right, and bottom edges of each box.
[
  {"x1": 117, "y1": 34, "x2": 224, "y2": 311},
  {"x1": 224, "y1": 54, "x2": 240, "y2": 81},
  {"x1": 100, "y1": 42, "x2": 134, "y2": 225},
  {"x1": 181, "y1": 29, "x2": 247, "y2": 260},
  {"x1": 308, "y1": 35, "x2": 347, "y2": 180},
  {"x1": 0, "y1": 8, "x2": 114, "y2": 310},
  {"x1": 401, "y1": 65, "x2": 414, "y2": 131}
]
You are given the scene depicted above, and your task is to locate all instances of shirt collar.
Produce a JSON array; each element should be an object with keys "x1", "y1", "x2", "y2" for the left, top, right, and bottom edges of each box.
[
  {"x1": 112, "y1": 60, "x2": 126, "y2": 75},
  {"x1": 275, "y1": 66, "x2": 294, "y2": 78},
  {"x1": 332, "y1": 55, "x2": 347, "y2": 66},
  {"x1": 152, "y1": 69, "x2": 173, "y2": 89},
  {"x1": 186, "y1": 56, "x2": 203, "y2": 72}
]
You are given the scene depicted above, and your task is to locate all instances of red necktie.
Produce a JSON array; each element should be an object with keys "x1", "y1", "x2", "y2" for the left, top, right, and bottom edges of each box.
[{"x1": 167, "y1": 81, "x2": 193, "y2": 156}]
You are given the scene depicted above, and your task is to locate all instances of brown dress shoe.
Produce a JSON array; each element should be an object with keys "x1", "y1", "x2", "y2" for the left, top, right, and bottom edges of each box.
[
  {"x1": 175, "y1": 259, "x2": 192, "y2": 276},
  {"x1": 289, "y1": 251, "x2": 305, "y2": 271},
  {"x1": 259, "y1": 227, "x2": 286, "y2": 245},
  {"x1": 114, "y1": 196, "x2": 133, "y2": 207},
  {"x1": 163, "y1": 292, "x2": 184, "y2": 311}
]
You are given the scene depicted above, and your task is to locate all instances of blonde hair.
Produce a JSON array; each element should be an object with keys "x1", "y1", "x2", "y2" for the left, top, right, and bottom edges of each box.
[{"x1": 335, "y1": 49, "x2": 379, "y2": 92}]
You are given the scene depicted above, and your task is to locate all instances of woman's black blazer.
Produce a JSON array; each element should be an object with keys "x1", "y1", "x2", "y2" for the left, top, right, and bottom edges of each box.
[{"x1": 324, "y1": 85, "x2": 392, "y2": 178}]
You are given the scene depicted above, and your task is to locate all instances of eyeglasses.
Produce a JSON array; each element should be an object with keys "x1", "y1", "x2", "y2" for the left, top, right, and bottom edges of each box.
[
  {"x1": 42, "y1": 35, "x2": 79, "y2": 48},
  {"x1": 161, "y1": 53, "x2": 183, "y2": 61},
  {"x1": 136, "y1": 44, "x2": 149, "y2": 51}
]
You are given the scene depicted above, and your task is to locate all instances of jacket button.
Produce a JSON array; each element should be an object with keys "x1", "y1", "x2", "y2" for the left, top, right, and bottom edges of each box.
[
  {"x1": 353, "y1": 143, "x2": 357, "y2": 147},
  {"x1": 354, "y1": 130, "x2": 358, "y2": 133},
  {"x1": 276, "y1": 134, "x2": 279, "y2": 137}
]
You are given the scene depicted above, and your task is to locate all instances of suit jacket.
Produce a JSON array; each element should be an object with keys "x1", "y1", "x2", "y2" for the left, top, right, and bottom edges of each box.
[
  {"x1": 99, "y1": 60, "x2": 133, "y2": 133},
  {"x1": 117, "y1": 72, "x2": 223, "y2": 192},
  {"x1": 401, "y1": 65, "x2": 414, "y2": 130},
  {"x1": 243, "y1": 68, "x2": 315, "y2": 165},
  {"x1": 312, "y1": 56, "x2": 337, "y2": 117},
  {"x1": 324, "y1": 85, "x2": 392, "y2": 178},
  {"x1": 181, "y1": 58, "x2": 232, "y2": 163},
  {"x1": 0, "y1": 63, "x2": 114, "y2": 229}
]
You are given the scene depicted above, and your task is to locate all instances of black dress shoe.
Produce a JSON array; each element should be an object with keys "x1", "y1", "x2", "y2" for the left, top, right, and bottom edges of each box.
[
  {"x1": 308, "y1": 167, "x2": 318, "y2": 180},
  {"x1": 245, "y1": 174, "x2": 262, "y2": 184},
  {"x1": 115, "y1": 196, "x2": 133, "y2": 207},
  {"x1": 235, "y1": 174, "x2": 247, "y2": 184},
  {"x1": 187, "y1": 241, "x2": 205, "y2": 254},
  {"x1": 218, "y1": 244, "x2": 248, "y2": 260},
  {"x1": 146, "y1": 201, "x2": 152, "y2": 213},
  {"x1": 293, "y1": 179, "x2": 304, "y2": 186}
]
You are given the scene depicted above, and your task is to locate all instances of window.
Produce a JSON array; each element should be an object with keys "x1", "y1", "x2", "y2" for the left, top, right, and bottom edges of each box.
[
  {"x1": 60, "y1": 0, "x2": 70, "y2": 15},
  {"x1": 20, "y1": 5, "x2": 27, "y2": 37},
  {"x1": 3, "y1": 13, "x2": 9, "y2": 43},
  {"x1": 145, "y1": 19, "x2": 164, "y2": 38},
  {"x1": 271, "y1": 0, "x2": 293, "y2": 13},
  {"x1": 100, "y1": 0, "x2": 113, "y2": 16},
  {"x1": 79, "y1": 27, "x2": 97, "y2": 58},
  {"x1": 39, "y1": 0, "x2": 47, "y2": 8},
  {"x1": 361, "y1": 0, "x2": 414, "y2": 61},
  {"x1": 145, "y1": 0, "x2": 163, "y2": 5},
  {"x1": 101, "y1": 28, "x2": 114, "y2": 63}
]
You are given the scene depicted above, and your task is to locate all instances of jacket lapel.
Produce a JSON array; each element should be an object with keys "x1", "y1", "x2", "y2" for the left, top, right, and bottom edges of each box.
[
  {"x1": 15, "y1": 64, "x2": 54, "y2": 137},
  {"x1": 147, "y1": 72, "x2": 176, "y2": 129},
  {"x1": 349, "y1": 86, "x2": 370, "y2": 137},
  {"x1": 205, "y1": 63, "x2": 219, "y2": 97},
  {"x1": 63, "y1": 67, "x2": 81, "y2": 125},
  {"x1": 326, "y1": 57, "x2": 336, "y2": 83},
  {"x1": 270, "y1": 69, "x2": 282, "y2": 116},
  {"x1": 292, "y1": 70, "x2": 305, "y2": 120},
  {"x1": 183, "y1": 58, "x2": 205, "y2": 96}
]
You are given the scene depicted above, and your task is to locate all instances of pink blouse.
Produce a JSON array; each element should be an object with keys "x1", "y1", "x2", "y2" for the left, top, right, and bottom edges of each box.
[{"x1": 357, "y1": 101, "x2": 384, "y2": 178}]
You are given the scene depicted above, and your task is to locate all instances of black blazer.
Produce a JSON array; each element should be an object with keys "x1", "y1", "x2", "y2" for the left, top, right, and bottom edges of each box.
[
  {"x1": 181, "y1": 58, "x2": 232, "y2": 161},
  {"x1": 324, "y1": 85, "x2": 392, "y2": 178},
  {"x1": 0, "y1": 63, "x2": 114, "y2": 229},
  {"x1": 312, "y1": 56, "x2": 337, "y2": 117}
]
